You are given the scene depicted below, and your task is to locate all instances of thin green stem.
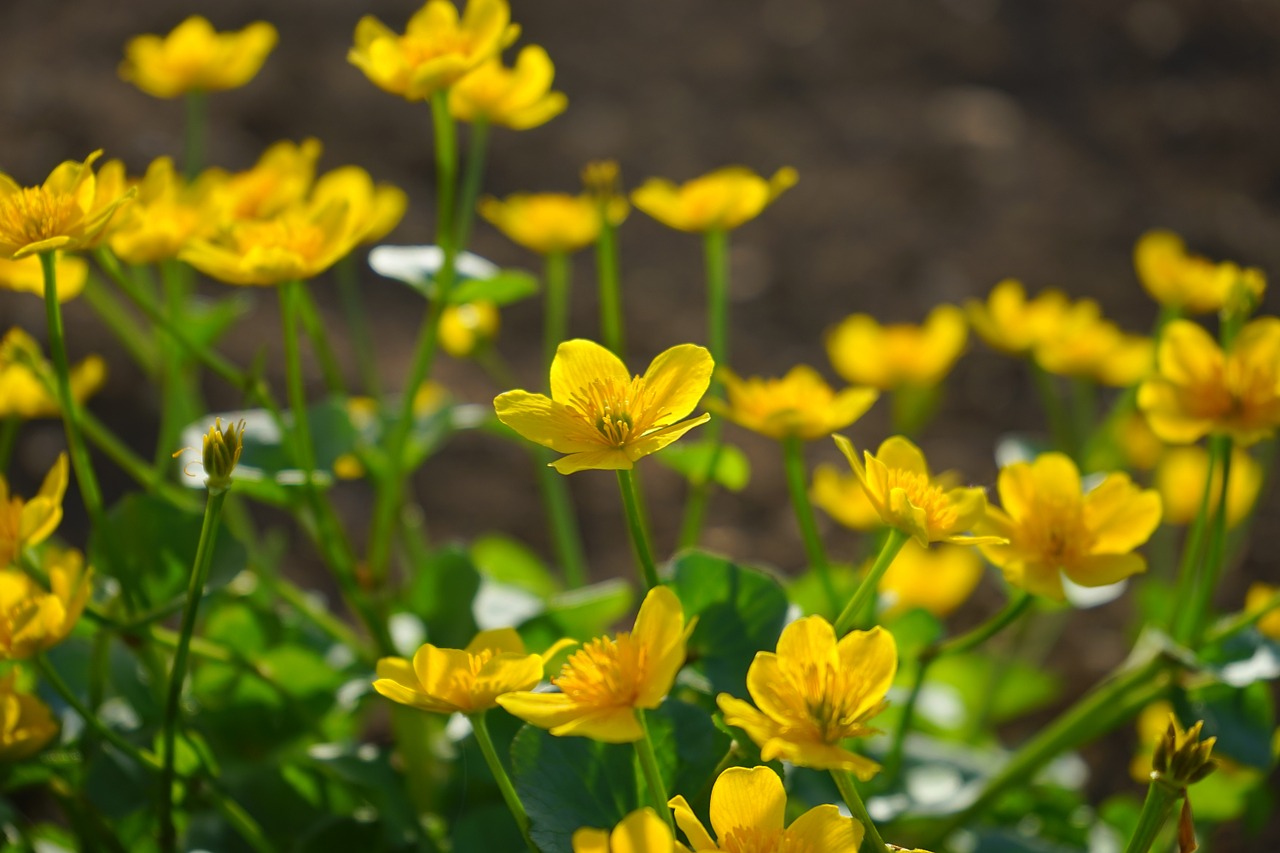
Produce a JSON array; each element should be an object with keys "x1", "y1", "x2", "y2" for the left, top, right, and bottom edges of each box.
[
  {"x1": 154, "y1": 260, "x2": 201, "y2": 468},
  {"x1": 938, "y1": 590, "x2": 1034, "y2": 657},
  {"x1": 536, "y1": 451, "x2": 588, "y2": 588},
  {"x1": 34, "y1": 655, "x2": 160, "y2": 771},
  {"x1": 1186, "y1": 435, "x2": 1234, "y2": 647},
  {"x1": 618, "y1": 469, "x2": 659, "y2": 589},
  {"x1": 0, "y1": 416, "x2": 18, "y2": 472},
  {"x1": 1122, "y1": 781, "x2": 1181, "y2": 853},
  {"x1": 294, "y1": 285, "x2": 348, "y2": 396},
  {"x1": 184, "y1": 90, "x2": 207, "y2": 180},
  {"x1": 453, "y1": 118, "x2": 489, "y2": 251},
  {"x1": 81, "y1": 274, "x2": 156, "y2": 372},
  {"x1": 782, "y1": 436, "x2": 838, "y2": 615},
  {"x1": 634, "y1": 710, "x2": 674, "y2": 832},
  {"x1": 543, "y1": 251, "x2": 571, "y2": 379},
  {"x1": 833, "y1": 529, "x2": 909, "y2": 634},
  {"x1": 1029, "y1": 360, "x2": 1074, "y2": 457},
  {"x1": 335, "y1": 255, "x2": 382, "y2": 399},
  {"x1": 831, "y1": 769, "x2": 888, "y2": 853},
  {"x1": 470, "y1": 712, "x2": 539, "y2": 853},
  {"x1": 595, "y1": 214, "x2": 624, "y2": 358},
  {"x1": 1172, "y1": 435, "x2": 1225, "y2": 644}
]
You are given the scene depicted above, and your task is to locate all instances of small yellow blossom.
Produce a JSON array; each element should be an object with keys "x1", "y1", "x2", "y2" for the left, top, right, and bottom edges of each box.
[
  {"x1": 826, "y1": 305, "x2": 967, "y2": 391},
  {"x1": 306, "y1": 166, "x2": 409, "y2": 246},
  {"x1": 1245, "y1": 583, "x2": 1280, "y2": 640},
  {"x1": 495, "y1": 339, "x2": 713, "y2": 475},
  {"x1": 215, "y1": 139, "x2": 323, "y2": 222},
  {"x1": 717, "y1": 619, "x2": 896, "y2": 779},
  {"x1": 966, "y1": 279, "x2": 1071, "y2": 357},
  {"x1": 706, "y1": 364, "x2": 878, "y2": 441},
  {"x1": 450, "y1": 45, "x2": 568, "y2": 130},
  {"x1": 0, "y1": 670, "x2": 57, "y2": 762},
  {"x1": 876, "y1": 540, "x2": 984, "y2": 620},
  {"x1": 108, "y1": 157, "x2": 225, "y2": 264},
  {"x1": 0, "y1": 545, "x2": 92, "y2": 659},
  {"x1": 1138, "y1": 318, "x2": 1280, "y2": 447},
  {"x1": 119, "y1": 16, "x2": 277, "y2": 99},
  {"x1": 1134, "y1": 231, "x2": 1264, "y2": 315},
  {"x1": 0, "y1": 152, "x2": 134, "y2": 260},
  {"x1": 810, "y1": 463, "x2": 884, "y2": 532},
  {"x1": 1031, "y1": 299, "x2": 1133, "y2": 381},
  {"x1": 669, "y1": 765, "x2": 863, "y2": 852},
  {"x1": 573, "y1": 808, "x2": 685, "y2": 853},
  {"x1": 1155, "y1": 446, "x2": 1261, "y2": 528},
  {"x1": 0, "y1": 253, "x2": 88, "y2": 302},
  {"x1": 349, "y1": 0, "x2": 520, "y2": 102},
  {"x1": 0, "y1": 329, "x2": 105, "y2": 420},
  {"x1": 440, "y1": 301, "x2": 500, "y2": 358},
  {"x1": 0, "y1": 454, "x2": 69, "y2": 568},
  {"x1": 832, "y1": 435, "x2": 997, "y2": 547},
  {"x1": 979, "y1": 453, "x2": 1161, "y2": 601},
  {"x1": 497, "y1": 586, "x2": 695, "y2": 743},
  {"x1": 479, "y1": 193, "x2": 608, "y2": 255},
  {"x1": 631, "y1": 166, "x2": 797, "y2": 233},
  {"x1": 1094, "y1": 333, "x2": 1155, "y2": 388}
]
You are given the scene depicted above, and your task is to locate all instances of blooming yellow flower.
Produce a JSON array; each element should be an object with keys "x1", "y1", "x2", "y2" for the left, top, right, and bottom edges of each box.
[
  {"x1": 306, "y1": 166, "x2": 409, "y2": 246},
  {"x1": 0, "y1": 253, "x2": 88, "y2": 302},
  {"x1": 875, "y1": 540, "x2": 984, "y2": 620},
  {"x1": 810, "y1": 463, "x2": 884, "y2": 532},
  {"x1": 0, "y1": 670, "x2": 57, "y2": 762},
  {"x1": 349, "y1": 0, "x2": 519, "y2": 102},
  {"x1": 216, "y1": 139, "x2": 323, "y2": 222},
  {"x1": 1154, "y1": 446, "x2": 1261, "y2": 528},
  {"x1": 0, "y1": 152, "x2": 134, "y2": 260},
  {"x1": 449, "y1": 45, "x2": 568, "y2": 130},
  {"x1": 706, "y1": 365, "x2": 877, "y2": 442},
  {"x1": 832, "y1": 435, "x2": 997, "y2": 547},
  {"x1": 1245, "y1": 583, "x2": 1280, "y2": 640},
  {"x1": 497, "y1": 586, "x2": 695, "y2": 743},
  {"x1": 479, "y1": 193, "x2": 606, "y2": 255},
  {"x1": 440, "y1": 301, "x2": 500, "y2": 358},
  {"x1": 1133, "y1": 231, "x2": 1265, "y2": 315},
  {"x1": 826, "y1": 305, "x2": 967, "y2": 391},
  {"x1": 966, "y1": 279, "x2": 1071, "y2": 357},
  {"x1": 494, "y1": 339, "x2": 713, "y2": 475},
  {"x1": 573, "y1": 808, "x2": 685, "y2": 853},
  {"x1": 1138, "y1": 318, "x2": 1280, "y2": 447},
  {"x1": 0, "y1": 329, "x2": 105, "y2": 420},
  {"x1": 717, "y1": 619, "x2": 896, "y2": 779},
  {"x1": 119, "y1": 16, "x2": 277, "y2": 99},
  {"x1": 108, "y1": 157, "x2": 226, "y2": 264},
  {"x1": 0, "y1": 545, "x2": 92, "y2": 659},
  {"x1": 978, "y1": 453, "x2": 1161, "y2": 601},
  {"x1": 1033, "y1": 299, "x2": 1149, "y2": 384},
  {"x1": 668, "y1": 765, "x2": 863, "y2": 852},
  {"x1": 631, "y1": 166, "x2": 797, "y2": 233},
  {"x1": 0, "y1": 454, "x2": 68, "y2": 568}
]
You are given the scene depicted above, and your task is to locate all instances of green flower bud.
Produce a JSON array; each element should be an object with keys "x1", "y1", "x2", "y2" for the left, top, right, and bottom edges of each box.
[{"x1": 201, "y1": 418, "x2": 246, "y2": 494}]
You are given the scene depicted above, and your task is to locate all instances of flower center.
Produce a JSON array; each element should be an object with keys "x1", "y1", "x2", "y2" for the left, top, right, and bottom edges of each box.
[
  {"x1": 883, "y1": 469, "x2": 955, "y2": 530},
  {"x1": 723, "y1": 827, "x2": 804, "y2": 853},
  {"x1": 233, "y1": 218, "x2": 327, "y2": 264},
  {"x1": 402, "y1": 30, "x2": 474, "y2": 67},
  {"x1": 1017, "y1": 494, "x2": 1089, "y2": 566},
  {"x1": 568, "y1": 377, "x2": 650, "y2": 447},
  {"x1": 0, "y1": 188, "x2": 80, "y2": 246},
  {"x1": 552, "y1": 633, "x2": 644, "y2": 707}
]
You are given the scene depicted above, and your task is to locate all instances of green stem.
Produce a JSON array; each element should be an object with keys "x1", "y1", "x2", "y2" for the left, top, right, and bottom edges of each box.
[
  {"x1": 1122, "y1": 781, "x2": 1182, "y2": 853},
  {"x1": 617, "y1": 469, "x2": 659, "y2": 589},
  {"x1": 1208, "y1": 587, "x2": 1280, "y2": 643},
  {"x1": 470, "y1": 712, "x2": 539, "y2": 853},
  {"x1": 543, "y1": 251, "x2": 571, "y2": 379},
  {"x1": 676, "y1": 419, "x2": 723, "y2": 550},
  {"x1": 0, "y1": 416, "x2": 18, "y2": 473},
  {"x1": 154, "y1": 260, "x2": 201, "y2": 468},
  {"x1": 536, "y1": 450, "x2": 588, "y2": 588},
  {"x1": 294, "y1": 285, "x2": 348, "y2": 396},
  {"x1": 159, "y1": 488, "x2": 229, "y2": 853},
  {"x1": 1070, "y1": 376, "x2": 1097, "y2": 456},
  {"x1": 34, "y1": 655, "x2": 160, "y2": 771},
  {"x1": 1186, "y1": 435, "x2": 1234, "y2": 647},
  {"x1": 335, "y1": 255, "x2": 382, "y2": 400},
  {"x1": 81, "y1": 274, "x2": 156, "y2": 372},
  {"x1": 938, "y1": 590, "x2": 1034, "y2": 657},
  {"x1": 453, "y1": 118, "x2": 489, "y2": 251},
  {"x1": 1029, "y1": 360, "x2": 1074, "y2": 456},
  {"x1": 595, "y1": 213, "x2": 625, "y2": 358},
  {"x1": 1172, "y1": 435, "x2": 1226, "y2": 644},
  {"x1": 831, "y1": 769, "x2": 888, "y2": 853},
  {"x1": 184, "y1": 90, "x2": 207, "y2": 181},
  {"x1": 206, "y1": 787, "x2": 277, "y2": 853},
  {"x1": 782, "y1": 436, "x2": 838, "y2": 615},
  {"x1": 833, "y1": 529, "x2": 909, "y2": 634},
  {"x1": 634, "y1": 710, "x2": 674, "y2": 831}
]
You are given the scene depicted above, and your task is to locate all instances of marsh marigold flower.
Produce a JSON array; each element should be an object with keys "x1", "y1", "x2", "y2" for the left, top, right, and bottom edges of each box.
[
  {"x1": 1245, "y1": 583, "x2": 1280, "y2": 640},
  {"x1": 108, "y1": 157, "x2": 225, "y2": 264},
  {"x1": 0, "y1": 670, "x2": 57, "y2": 762},
  {"x1": 307, "y1": 166, "x2": 409, "y2": 246},
  {"x1": 573, "y1": 808, "x2": 683, "y2": 853},
  {"x1": 120, "y1": 16, "x2": 277, "y2": 99},
  {"x1": 0, "y1": 454, "x2": 68, "y2": 568},
  {"x1": 1033, "y1": 299, "x2": 1151, "y2": 385},
  {"x1": 707, "y1": 365, "x2": 878, "y2": 442},
  {"x1": 440, "y1": 301, "x2": 500, "y2": 358},
  {"x1": 1138, "y1": 318, "x2": 1280, "y2": 447},
  {"x1": 349, "y1": 0, "x2": 519, "y2": 102},
  {"x1": 717, "y1": 619, "x2": 896, "y2": 779},
  {"x1": 450, "y1": 45, "x2": 567, "y2": 130},
  {"x1": 479, "y1": 193, "x2": 610, "y2": 255},
  {"x1": 875, "y1": 540, "x2": 983, "y2": 620},
  {"x1": 1155, "y1": 446, "x2": 1261, "y2": 529},
  {"x1": 0, "y1": 253, "x2": 88, "y2": 302},
  {"x1": 0, "y1": 545, "x2": 92, "y2": 659},
  {"x1": 0, "y1": 152, "x2": 133, "y2": 260},
  {"x1": 494, "y1": 339, "x2": 713, "y2": 475},
  {"x1": 1134, "y1": 231, "x2": 1264, "y2": 315},
  {"x1": 810, "y1": 463, "x2": 884, "y2": 532},
  {"x1": 497, "y1": 586, "x2": 695, "y2": 742},
  {"x1": 0, "y1": 330, "x2": 105, "y2": 421},
  {"x1": 631, "y1": 166, "x2": 797, "y2": 233},
  {"x1": 216, "y1": 139, "x2": 323, "y2": 222},
  {"x1": 978, "y1": 453, "x2": 1161, "y2": 601},
  {"x1": 827, "y1": 305, "x2": 967, "y2": 391},
  {"x1": 669, "y1": 765, "x2": 863, "y2": 852},
  {"x1": 966, "y1": 279, "x2": 1070, "y2": 357}
]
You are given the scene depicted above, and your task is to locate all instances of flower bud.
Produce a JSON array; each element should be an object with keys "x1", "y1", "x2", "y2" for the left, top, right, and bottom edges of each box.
[
  {"x1": 1151, "y1": 715, "x2": 1218, "y2": 790},
  {"x1": 201, "y1": 418, "x2": 246, "y2": 494}
]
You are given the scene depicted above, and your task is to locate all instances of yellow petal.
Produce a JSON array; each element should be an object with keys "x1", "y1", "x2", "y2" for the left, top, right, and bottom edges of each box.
[
  {"x1": 552, "y1": 706, "x2": 643, "y2": 743},
  {"x1": 466, "y1": 627, "x2": 526, "y2": 655},
  {"x1": 494, "y1": 391, "x2": 603, "y2": 454},
  {"x1": 1065, "y1": 553, "x2": 1147, "y2": 588},
  {"x1": 551, "y1": 339, "x2": 631, "y2": 404},
  {"x1": 668, "y1": 795, "x2": 717, "y2": 851},
  {"x1": 571, "y1": 827, "x2": 611, "y2": 853},
  {"x1": 631, "y1": 586, "x2": 689, "y2": 707},
  {"x1": 640, "y1": 345, "x2": 714, "y2": 424},
  {"x1": 1083, "y1": 474, "x2": 1162, "y2": 554},
  {"x1": 708, "y1": 765, "x2": 786, "y2": 840},
  {"x1": 786, "y1": 804, "x2": 865, "y2": 851},
  {"x1": 835, "y1": 627, "x2": 897, "y2": 718},
  {"x1": 1159, "y1": 321, "x2": 1222, "y2": 388},
  {"x1": 875, "y1": 436, "x2": 929, "y2": 477},
  {"x1": 496, "y1": 690, "x2": 583, "y2": 730},
  {"x1": 625, "y1": 413, "x2": 711, "y2": 462},
  {"x1": 610, "y1": 808, "x2": 676, "y2": 853},
  {"x1": 551, "y1": 448, "x2": 634, "y2": 475}
]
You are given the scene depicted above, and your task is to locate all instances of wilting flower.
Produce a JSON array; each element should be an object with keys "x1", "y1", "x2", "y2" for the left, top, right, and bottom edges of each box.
[
  {"x1": 826, "y1": 305, "x2": 967, "y2": 391},
  {"x1": 1155, "y1": 445, "x2": 1261, "y2": 529},
  {"x1": 108, "y1": 157, "x2": 226, "y2": 264},
  {"x1": 875, "y1": 540, "x2": 984, "y2": 620},
  {"x1": 349, "y1": 0, "x2": 519, "y2": 102},
  {"x1": 494, "y1": 339, "x2": 713, "y2": 475},
  {"x1": 966, "y1": 279, "x2": 1071, "y2": 356},
  {"x1": 832, "y1": 435, "x2": 997, "y2": 547},
  {"x1": 479, "y1": 193, "x2": 608, "y2": 255},
  {"x1": 0, "y1": 545, "x2": 92, "y2": 659},
  {"x1": 0, "y1": 670, "x2": 57, "y2": 762},
  {"x1": 1245, "y1": 583, "x2": 1280, "y2": 640},
  {"x1": 450, "y1": 45, "x2": 567, "y2": 129},
  {"x1": 440, "y1": 301, "x2": 500, "y2": 358},
  {"x1": 669, "y1": 765, "x2": 863, "y2": 852},
  {"x1": 978, "y1": 453, "x2": 1161, "y2": 601},
  {"x1": 0, "y1": 152, "x2": 134, "y2": 260},
  {"x1": 1138, "y1": 318, "x2": 1280, "y2": 447},
  {"x1": 119, "y1": 16, "x2": 277, "y2": 99},
  {"x1": 1134, "y1": 231, "x2": 1264, "y2": 315},
  {"x1": 717, "y1": 619, "x2": 896, "y2": 779},
  {"x1": 0, "y1": 454, "x2": 68, "y2": 568},
  {"x1": 631, "y1": 166, "x2": 797, "y2": 233},
  {"x1": 0, "y1": 329, "x2": 105, "y2": 420},
  {"x1": 706, "y1": 365, "x2": 877, "y2": 442},
  {"x1": 216, "y1": 139, "x2": 323, "y2": 222},
  {"x1": 497, "y1": 586, "x2": 694, "y2": 742},
  {"x1": 573, "y1": 808, "x2": 683, "y2": 853},
  {"x1": 0, "y1": 253, "x2": 88, "y2": 302}
]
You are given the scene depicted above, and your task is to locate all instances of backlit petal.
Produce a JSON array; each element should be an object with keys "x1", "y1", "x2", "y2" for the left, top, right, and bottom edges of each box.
[
  {"x1": 708, "y1": 766, "x2": 786, "y2": 840},
  {"x1": 640, "y1": 344, "x2": 714, "y2": 423},
  {"x1": 668, "y1": 795, "x2": 717, "y2": 850},
  {"x1": 551, "y1": 339, "x2": 631, "y2": 404},
  {"x1": 786, "y1": 804, "x2": 864, "y2": 851}
]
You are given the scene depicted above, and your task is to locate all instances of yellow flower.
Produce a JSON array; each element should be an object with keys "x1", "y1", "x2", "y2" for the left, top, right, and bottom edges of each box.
[
  {"x1": 668, "y1": 765, "x2": 864, "y2": 852},
  {"x1": 0, "y1": 253, "x2": 88, "y2": 302},
  {"x1": 108, "y1": 157, "x2": 225, "y2": 264},
  {"x1": 1154, "y1": 446, "x2": 1261, "y2": 528},
  {"x1": 716, "y1": 619, "x2": 896, "y2": 779},
  {"x1": 0, "y1": 454, "x2": 68, "y2": 568},
  {"x1": 573, "y1": 808, "x2": 685, "y2": 853},
  {"x1": 0, "y1": 329, "x2": 105, "y2": 420},
  {"x1": 349, "y1": 0, "x2": 520, "y2": 102},
  {"x1": 216, "y1": 139, "x2": 323, "y2": 222},
  {"x1": 0, "y1": 670, "x2": 57, "y2": 762},
  {"x1": 306, "y1": 166, "x2": 409, "y2": 246},
  {"x1": 373, "y1": 627, "x2": 569, "y2": 715},
  {"x1": 875, "y1": 540, "x2": 983, "y2": 620},
  {"x1": 1033, "y1": 299, "x2": 1149, "y2": 384},
  {"x1": 978, "y1": 453, "x2": 1161, "y2": 601},
  {"x1": 826, "y1": 305, "x2": 967, "y2": 391},
  {"x1": 1133, "y1": 230, "x2": 1263, "y2": 315},
  {"x1": 449, "y1": 45, "x2": 567, "y2": 129},
  {"x1": 119, "y1": 16, "x2": 277, "y2": 99},
  {"x1": 479, "y1": 193, "x2": 604, "y2": 255},
  {"x1": 631, "y1": 166, "x2": 797, "y2": 233},
  {"x1": 1094, "y1": 333, "x2": 1155, "y2": 388},
  {"x1": 966, "y1": 279, "x2": 1071, "y2": 357},
  {"x1": 497, "y1": 586, "x2": 695, "y2": 743},
  {"x1": 0, "y1": 545, "x2": 92, "y2": 659},
  {"x1": 494, "y1": 339, "x2": 713, "y2": 475},
  {"x1": 810, "y1": 463, "x2": 884, "y2": 532},
  {"x1": 1245, "y1": 583, "x2": 1280, "y2": 640},
  {"x1": 706, "y1": 365, "x2": 878, "y2": 442},
  {"x1": 1137, "y1": 318, "x2": 1280, "y2": 446},
  {"x1": 0, "y1": 152, "x2": 134, "y2": 260},
  {"x1": 832, "y1": 435, "x2": 997, "y2": 547},
  {"x1": 440, "y1": 301, "x2": 500, "y2": 358}
]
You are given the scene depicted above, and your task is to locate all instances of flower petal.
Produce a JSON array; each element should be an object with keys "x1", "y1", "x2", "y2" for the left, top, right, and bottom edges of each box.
[
  {"x1": 708, "y1": 765, "x2": 786, "y2": 841},
  {"x1": 1083, "y1": 474, "x2": 1162, "y2": 554},
  {"x1": 668, "y1": 795, "x2": 717, "y2": 851},
  {"x1": 641, "y1": 344, "x2": 714, "y2": 423},
  {"x1": 551, "y1": 448, "x2": 634, "y2": 475},
  {"x1": 551, "y1": 339, "x2": 630, "y2": 404},
  {"x1": 785, "y1": 804, "x2": 865, "y2": 851},
  {"x1": 494, "y1": 390, "x2": 603, "y2": 453},
  {"x1": 1065, "y1": 553, "x2": 1147, "y2": 588}
]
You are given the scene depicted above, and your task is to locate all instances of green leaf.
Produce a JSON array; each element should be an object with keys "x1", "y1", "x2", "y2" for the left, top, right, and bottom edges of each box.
[
  {"x1": 648, "y1": 700, "x2": 730, "y2": 805},
  {"x1": 927, "y1": 654, "x2": 1062, "y2": 729},
  {"x1": 472, "y1": 534, "x2": 560, "y2": 597},
  {"x1": 654, "y1": 440, "x2": 751, "y2": 492},
  {"x1": 184, "y1": 292, "x2": 252, "y2": 349},
  {"x1": 447, "y1": 270, "x2": 539, "y2": 306},
  {"x1": 404, "y1": 545, "x2": 481, "y2": 649}
]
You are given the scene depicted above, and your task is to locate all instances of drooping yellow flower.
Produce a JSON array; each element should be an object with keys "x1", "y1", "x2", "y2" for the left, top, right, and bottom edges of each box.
[
  {"x1": 832, "y1": 435, "x2": 997, "y2": 547},
  {"x1": 1154, "y1": 446, "x2": 1261, "y2": 528},
  {"x1": 119, "y1": 16, "x2": 277, "y2": 99},
  {"x1": 0, "y1": 329, "x2": 106, "y2": 420},
  {"x1": 0, "y1": 454, "x2": 68, "y2": 568},
  {"x1": 497, "y1": 586, "x2": 695, "y2": 743},
  {"x1": 1134, "y1": 231, "x2": 1265, "y2": 315},
  {"x1": 875, "y1": 540, "x2": 984, "y2": 620},
  {"x1": 449, "y1": 45, "x2": 568, "y2": 130},
  {"x1": 0, "y1": 670, "x2": 57, "y2": 762},
  {"x1": 573, "y1": 808, "x2": 685, "y2": 853},
  {"x1": 440, "y1": 301, "x2": 500, "y2": 358},
  {"x1": 966, "y1": 279, "x2": 1071, "y2": 356},
  {"x1": 0, "y1": 545, "x2": 92, "y2": 659},
  {"x1": 479, "y1": 193, "x2": 607, "y2": 255},
  {"x1": 826, "y1": 305, "x2": 968, "y2": 391},
  {"x1": 215, "y1": 139, "x2": 323, "y2": 222},
  {"x1": 810, "y1": 463, "x2": 884, "y2": 532},
  {"x1": 0, "y1": 152, "x2": 134, "y2": 260},
  {"x1": 108, "y1": 156, "x2": 226, "y2": 264},
  {"x1": 631, "y1": 166, "x2": 797, "y2": 233},
  {"x1": 0, "y1": 253, "x2": 88, "y2": 302},
  {"x1": 668, "y1": 764, "x2": 863, "y2": 852},
  {"x1": 349, "y1": 0, "x2": 520, "y2": 102},
  {"x1": 717, "y1": 619, "x2": 896, "y2": 779},
  {"x1": 495, "y1": 339, "x2": 713, "y2": 475},
  {"x1": 978, "y1": 453, "x2": 1161, "y2": 601},
  {"x1": 706, "y1": 365, "x2": 878, "y2": 442},
  {"x1": 1245, "y1": 583, "x2": 1280, "y2": 640}
]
